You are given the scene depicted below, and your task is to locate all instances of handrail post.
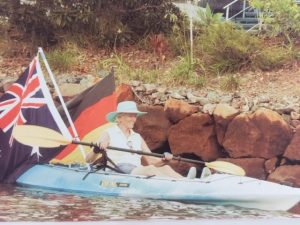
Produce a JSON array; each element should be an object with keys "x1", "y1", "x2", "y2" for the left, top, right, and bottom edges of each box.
[
  {"x1": 226, "y1": 6, "x2": 230, "y2": 20},
  {"x1": 243, "y1": 0, "x2": 246, "y2": 18}
]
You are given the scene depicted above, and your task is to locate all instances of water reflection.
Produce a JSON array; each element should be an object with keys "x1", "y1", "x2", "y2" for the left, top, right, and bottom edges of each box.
[{"x1": 0, "y1": 184, "x2": 297, "y2": 221}]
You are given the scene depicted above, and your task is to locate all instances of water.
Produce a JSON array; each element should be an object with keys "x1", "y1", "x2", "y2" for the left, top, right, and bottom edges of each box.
[{"x1": 0, "y1": 184, "x2": 299, "y2": 222}]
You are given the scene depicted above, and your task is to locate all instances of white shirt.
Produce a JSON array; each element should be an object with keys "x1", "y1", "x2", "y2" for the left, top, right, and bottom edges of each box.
[{"x1": 106, "y1": 125, "x2": 142, "y2": 167}]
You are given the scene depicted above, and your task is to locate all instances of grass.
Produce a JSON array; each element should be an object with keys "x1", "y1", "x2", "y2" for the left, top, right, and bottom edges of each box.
[
  {"x1": 219, "y1": 75, "x2": 240, "y2": 92},
  {"x1": 45, "y1": 42, "x2": 80, "y2": 72}
]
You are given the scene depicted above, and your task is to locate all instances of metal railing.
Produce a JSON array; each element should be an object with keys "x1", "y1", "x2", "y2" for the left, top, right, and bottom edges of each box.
[{"x1": 223, "y1": 0, "x2": 248, "y2": 20}]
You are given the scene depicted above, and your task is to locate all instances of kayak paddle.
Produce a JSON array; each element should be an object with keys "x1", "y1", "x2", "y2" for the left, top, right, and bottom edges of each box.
[{"x1": 12, "y1": 125, "x2": 246, "y2": 176}]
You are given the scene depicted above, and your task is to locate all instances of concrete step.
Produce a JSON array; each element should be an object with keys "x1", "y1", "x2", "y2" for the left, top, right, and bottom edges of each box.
[
  {"x1": 236, "y1": 23, "x2": 259, "y2": 30},
  {"x1": 244, "y1": 11, "x2": 258, "y2": 18},
  {"x1": 235, "y1": 17, "x2": 259, "y2": 24}
]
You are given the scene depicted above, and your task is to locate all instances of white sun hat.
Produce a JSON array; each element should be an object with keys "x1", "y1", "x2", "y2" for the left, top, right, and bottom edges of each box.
[{"x1": 106, "y1": 101, "x2": 147, "y2": 122}]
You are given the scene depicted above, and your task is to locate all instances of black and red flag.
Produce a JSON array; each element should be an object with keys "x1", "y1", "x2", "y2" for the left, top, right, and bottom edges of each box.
[
  {"x1": 0, "y1": 57, "x2": 71, "y2": 183},
  {"x1": 51, "y1": 72, "x2": 117, "y2": 164}
]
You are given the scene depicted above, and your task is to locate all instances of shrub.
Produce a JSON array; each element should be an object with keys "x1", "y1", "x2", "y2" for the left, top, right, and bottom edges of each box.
[
  {"x1": 249, "y1": 0, "x2": 300, "y2": 44},
  {"x1": 253, "y1": 46, "x2": 291, "y2": 70},
  {"x1": 46, "y1": 44, "x2": 79, "y2": 72},
  {"x1": 196, "y1": 22, "x2": 262, "y2": 74},
  {"x1": 194, "y1": 21, "x2": 291, "y2": 74},
  {"x1": 3, "y1": 0, "x2": 183, "y2": 47}
]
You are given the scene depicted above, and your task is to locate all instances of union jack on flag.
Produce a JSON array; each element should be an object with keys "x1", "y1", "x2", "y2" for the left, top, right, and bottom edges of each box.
[
  {"x1": 0, "y1": 56, "x2": 71, "y2": 183},
  {"x1": 0, "y1": 58, "x2": 46, "y2": 133}
]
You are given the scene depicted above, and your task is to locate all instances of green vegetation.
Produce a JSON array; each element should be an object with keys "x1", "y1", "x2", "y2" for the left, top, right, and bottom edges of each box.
[
  {"x1": 220, "y1": 75, "x2": 240, "y2": 92},
  {"x1": 249, "y1": 0, "x2": 300, "y2": 45},
  {"x1": 45, "y1": 43, "x2": 79, "y2": 72},
  {"x1": 0, "y1": 1, "x2": 299, "y2": 89}
]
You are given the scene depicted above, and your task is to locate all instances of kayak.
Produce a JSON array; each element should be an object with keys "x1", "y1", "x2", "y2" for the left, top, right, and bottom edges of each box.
[{"x1": 16, "y1": 164, "x2": 300, "y2": 211}]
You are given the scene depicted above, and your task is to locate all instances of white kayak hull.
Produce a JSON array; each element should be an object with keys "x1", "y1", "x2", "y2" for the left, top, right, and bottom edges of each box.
[{"x1": 16, "y1": 164, "x2": 300, "y2": 211}]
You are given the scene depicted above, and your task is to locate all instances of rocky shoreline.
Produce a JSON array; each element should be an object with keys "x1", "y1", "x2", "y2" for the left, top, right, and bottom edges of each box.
[
  {"x1": 1, "y1": 75, "x2": 300, "y2": 188},
  {"x1": 1, "y1": 73, "x2": 300, "y2": 213}
]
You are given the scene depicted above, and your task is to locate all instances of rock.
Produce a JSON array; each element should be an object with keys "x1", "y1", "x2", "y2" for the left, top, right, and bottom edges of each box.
[
  {"x1": 134, "y1": 85, "x2": 145, "y2": 92},
  {"x1": 207, "y1": 91, "x2": 219, "y2": 103},
  {"x1": 213, "y1": 104, "x2": 239, "y2": 145},
  {"x1": 55, "y1": 83, "x2": 87, "y2": 98},
  {"x1": 164, "y1": 99, "x2": 198, "y2": 123},
  {"x1": 284, "y1": 126, "x2": 300, "y2": 161},
  {"x1": 288, "y1": 202, "x2": 300, "y2": 215},
  {"x1": 265, "y1": 157, "x2": 280, "y2": 174},
  {"x1": 186, "y1": 91, "x2": 201, "y2": 104},
  {"x1": 268, "y1": 165, "x2": 300, "y2": 187},
  {"x1": 223, "y1": 108, "x2": 293, "y2": 159},
  {"x1": 291, "y1": 111, "x2": 300, "y2": 120},
  {"x1": 143, "y1": 84, "x2": 157, "y2": 94},
  {"x1": 198, "y1": 97, "x2": 210, "y2": 106},
  {"x1": 170, "y1": 92, "x2": 185, "y2": 100},
  {"x1": 157, "y1": 86, "x2": 167, "y2": 94},
  {"x1": 290, "y1": 120, "x2": 300, "y2": 128},
  {"x1": 202, "y1": 103, "x2": 216, "y2": 115},
  {"x1": 219, "y1": 94, "x2": 233, "y2": 104},
  {"x1": 115, "y1": 83, "x2": 134, "y2": 102},
  {"x1": 135, "y1": 105, "x2": 172, "y2": 150},
  {"x1": 130, "y1": 80, "x2": 141, "y2": 87},
  {"x1": 218, "y1": 158, "x2": 266, "y2": 179},
  {"x1": 168, "y1": 113, "x2": 223, "y2": 161}
]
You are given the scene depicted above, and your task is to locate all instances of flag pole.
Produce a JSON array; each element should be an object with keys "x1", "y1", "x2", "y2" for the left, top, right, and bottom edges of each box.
[{"x1": 37, "y1": 47, "x2": 89, "y2": 169}]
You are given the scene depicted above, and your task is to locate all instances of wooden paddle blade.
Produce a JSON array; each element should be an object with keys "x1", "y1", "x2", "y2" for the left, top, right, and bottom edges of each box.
[
  {"x1": 12, "y1": 125, "x2": 71, "y2": 148},
  {"x1": 205, "y1": 161, "x2": 246, "y2": 176}
]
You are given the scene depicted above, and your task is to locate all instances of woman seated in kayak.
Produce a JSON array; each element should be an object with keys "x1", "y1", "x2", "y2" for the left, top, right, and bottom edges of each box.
[{"x1": 86, "y1": 101, "x2": 195, "y2": 179}]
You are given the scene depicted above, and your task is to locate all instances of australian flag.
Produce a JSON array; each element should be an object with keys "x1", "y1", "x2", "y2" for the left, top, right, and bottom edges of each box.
[{"x1": 0, "y1": 57, "x2": 71, "y2": 183}]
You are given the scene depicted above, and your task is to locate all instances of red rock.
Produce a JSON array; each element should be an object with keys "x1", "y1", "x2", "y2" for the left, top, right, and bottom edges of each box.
[
  {"x1": 284, "y1": 126, "x2": 300, "y2": 161},
  {"x1": 115, "y1": 83, "x2": 134, "y2": 103},
  {"x1": 218, "y1": 158, "x2": 266, "y2": 179},
  {"x1": 264, "y1": 157, "x2": 279, "y2": 174},
  {"x1": 164, "y1": 99, "x2": 198, "y2": 123},
  {"x1": 168, "y1": 113, "x2": 223, "y2": 161},
  {"x1": 223, "y1": 108, "x2": 292, "y2": 159},
  {"x1": 134, "y1": 105, "x2": 172, "y2": 150},
  {"x1": 268, "y1": 165, "x2": 300, "y2": 187},
  {"x1": 213, "y1": 104, "x2": 239, "y2": 145}
]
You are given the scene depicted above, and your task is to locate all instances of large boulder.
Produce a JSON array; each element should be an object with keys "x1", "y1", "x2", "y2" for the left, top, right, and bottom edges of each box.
[
  {"x1": 218, "y1": 158, "x2": 266, "y2": 179},
  {"x1": 223, "y1": 108, "x2": 292, "y2": 159},
  {"x1": 135, "y1": 105, "x2": 172, "y2": 150},
  {"x1": 268, "y1": 165, "x2": 300, "y2": 187},
  {"x1": 168, "y1": 113, "x2": 223, "y2": 161},
  {"x1": 115, "y1": 83, "x2": 134, "y2": 102},
  {"x1": 284, "y1": 126, "x2": 300, "y2": 161},
  {"x1": 213, "y1": 103, "x2": 239, "y2": 145},
  {"x1": 164, "y1": 99, "x2": 198, "y2": 123}
]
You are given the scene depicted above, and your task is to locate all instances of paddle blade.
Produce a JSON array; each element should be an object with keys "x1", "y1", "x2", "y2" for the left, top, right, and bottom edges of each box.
[
  {"x1": 12, "y1": 125, "x2": 71, "y2": 148},
  {"x1": 205, "y1": 161, "x2": 246, "y2": 176}
]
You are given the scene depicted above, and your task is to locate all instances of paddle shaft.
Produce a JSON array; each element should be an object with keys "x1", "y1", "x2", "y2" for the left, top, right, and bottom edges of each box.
[{"x1": 72, "y1": 140, "x2": 205, "y2": 165}]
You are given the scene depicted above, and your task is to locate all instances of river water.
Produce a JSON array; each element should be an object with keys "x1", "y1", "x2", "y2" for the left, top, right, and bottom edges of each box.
[{"x1": 0, "y1": 184, "x2": 299, "y2": 223}]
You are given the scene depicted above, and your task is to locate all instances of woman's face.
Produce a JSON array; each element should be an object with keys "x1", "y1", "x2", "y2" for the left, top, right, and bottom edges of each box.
[{"x1": 117, "y1": 113, "x2": 138, "y2": 129}]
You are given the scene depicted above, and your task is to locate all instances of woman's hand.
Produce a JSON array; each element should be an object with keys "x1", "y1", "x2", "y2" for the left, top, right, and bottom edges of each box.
[
  {"x1": 93, "y1": 142, "x2": 107, "y2": 154},
  {"x1": 162, "y1": 152, "x2": 173, "y2": 161}
]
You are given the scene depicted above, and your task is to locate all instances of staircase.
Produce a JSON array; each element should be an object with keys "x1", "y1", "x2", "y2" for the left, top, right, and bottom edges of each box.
[{"x1": 223, "y1": 0, "x2": 259, "y2": 32}]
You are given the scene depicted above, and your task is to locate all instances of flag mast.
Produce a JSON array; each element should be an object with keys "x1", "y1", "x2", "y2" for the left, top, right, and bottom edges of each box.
[{"x1": 37, "y1": 47, "x2": 89, "y2": 168}]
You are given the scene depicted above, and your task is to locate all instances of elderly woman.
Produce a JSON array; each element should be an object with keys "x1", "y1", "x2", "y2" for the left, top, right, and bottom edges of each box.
[{"x1": 86, "y1": 101, "x2": 196, "y2": 179}]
